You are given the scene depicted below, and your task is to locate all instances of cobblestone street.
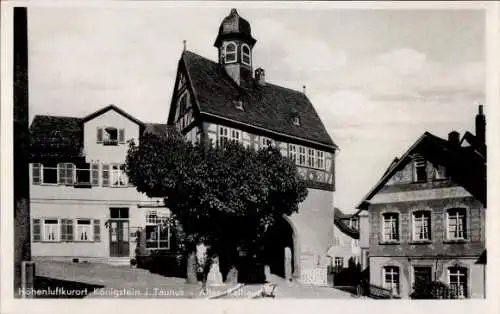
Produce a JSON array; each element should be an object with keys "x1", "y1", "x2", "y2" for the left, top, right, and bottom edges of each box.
[{"x1": 34, "y1": 260, "x2": 354, "y2": 299}]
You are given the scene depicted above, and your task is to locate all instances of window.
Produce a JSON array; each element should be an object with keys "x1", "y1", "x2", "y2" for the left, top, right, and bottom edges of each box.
[
  {"x1": 110, "y1": 208, "x2": 129, "y2": 219},
  {"x1": 293, "y1": 116, "x2": 301, "y2": 126},
  {"x1": 413, "y1": 154, "x2": 427, "y2": 182},
  {"x1": 75, "y1": 163, "x2": 99, "y2": 186},
  {"x1": 58, "y1": 163, "x2": 74, "y2": 185},
  {"x1": 382, "y1": 213, "x2": 399, "y2": 242},
  {"x1": 334, "y1": 236, "x2": 341, "y2": 246},
  {"x1": 91, "y1": 164, "x2": 99, "y2": 186},
  {"x1": 383, "y1": 266, "x2": 400, "y2": 296},
  {"x1": 298, "y1": 146, "x2": 306, "y2": 166},
  {"x1": 219, "y1": 126, "x2": 230, "y2": 147},
  {"x1": 261, "y1": 137, "x2": 273, "y2": 148},
  {"x1": 449, "y1": 267, "x2": 467, "y2": 298},
  {"x1": 230, "y1": 129, "x2": 241, "y2": 143},
  {"x1": 334, "y1": 257, "x2": 343, "y2": 269},
  {"x1": 38, "y1": 163, "x2": 57, "y2": 184},
  {"x1": 447, "y1": 208, "x2": 467, "y2": 240},
  {"x1": 241, "y1": 44, "x2": 251, "y2": 65},
  {"x1": 42, "y1": 219, "x2": 59, "y2": 241},
  {"x1": 351, "y1": 239, "x2": 359, "y2": 248},
  {"x1": 103, "y1": 127, "x2": 118, "y2": 145},
  {"x1": 434, "y1": 165, "x2": 447, "y2": 180},
  {"x1": 145, "y1": 210, "x2": 170, "y2": 249},
  {"x1": 413, "y1": 266, "x2": 432, "y2": 288},
  {"x1": 307, "y1": 148, "x2": 315, "y2": 167},
  {"x1": 412, "y1": 211, "x2": 431, "y2": 241},
  {"x1": 110, "y1": 164, "x2": 128, "y2": 187},
  {"x1": 288, "y1": 144, "x2": 297, "y2": 163},
  {"x1": 75, "y1": 219, "x2": 92, "y2": 241},
  {"x1": 225, "y1": 42, "x2": 237, "y2": 63},
  {"x1": 316, "y1": 151, "x2": 324, "y2": 169}
]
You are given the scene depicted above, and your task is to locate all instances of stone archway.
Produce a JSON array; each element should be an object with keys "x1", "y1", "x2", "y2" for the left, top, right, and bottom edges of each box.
[{"x1": 262, "y1": 215, "x2": 299, "y2": 280}]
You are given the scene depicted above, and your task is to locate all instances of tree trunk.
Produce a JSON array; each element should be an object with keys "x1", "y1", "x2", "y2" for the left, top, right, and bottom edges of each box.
[{"x1": 186, "y1": 251, "x2": 197, "y2": 284}]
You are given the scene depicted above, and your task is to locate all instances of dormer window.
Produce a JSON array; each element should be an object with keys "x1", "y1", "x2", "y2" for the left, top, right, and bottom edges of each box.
[
  {"x1": 241, "y1": 44, "x2": 251, "y2": 66},
  {"x1": 225, "y1": 42, "x2": 237, "y2": 63},
  {"x1": 413, "y1": 154, "x2": 427, "y2": 182},
  {"x1": 235, "y1": 100, "x2": 244, "y2": 111},
  {"x1": 293, "y1": 116, "x2": 301, "y2": 126},
  {"x1": 97, "y1": 127, "x2": 125, "y2": 145}
]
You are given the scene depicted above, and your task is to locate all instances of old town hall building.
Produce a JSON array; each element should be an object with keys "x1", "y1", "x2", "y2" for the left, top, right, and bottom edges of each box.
[{"x1": 166, "y1": 9, "x2": 338, "y2": 283}]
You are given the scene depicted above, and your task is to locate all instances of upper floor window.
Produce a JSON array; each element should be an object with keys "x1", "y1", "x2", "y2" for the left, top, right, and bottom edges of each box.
[
  {"x1": 32, "y1": 163, "x2": 56, "y2": 185},
  {"x1": 412, "y1": 210, "x2": 431, "y2": 241},
  {"x1": 97, "y1": 127, "x2": 125, "y2": 145},
  {"x1": 241, "y1": 44, "x2": 251, "y2": 65},
  {"x1": 230, "y1": 129, "x2": 241, "y2": 143},
  {"x1": 382, "y1": 213, "x2": 399, "y2": 242},
  {"x1": 75, "y1": 163, "x2": 99, "y2": 186},
  {"x1": 298, "y1": 146, "x2": 306, "y2": 166},
  {"x1": 288, "y1": 144, "x2": 297, "y2": 163},
  {"x1": 145, "y1": 210, "x2": 170, "y2": 249},
  {"x1": 316, "y1": 151, "x2": 324, "y2": 169},
  {"x1": 383, "y1": 266, "x2": 400, "y2": 296},
  {"x1": 225, "y1": 42, "x2": 237, "y2": 63},
  {"x1": 413, "y1": 154, "x2": 427, "y2": 182},
  {"x1": 307, "y1": 149, "x2": 315, "y2": 167},
  {"x1": 219, "y1": 126, "x2": 230, "y2": 147},
  {"x1": 101, "y1": 164, "x2": 128, "y2": 187},
  {"x1": 447, "y1": 208, "x2": 467, "y2": 240},
  {"x1": 293, "y1": 116, "x2": 301, "y2": 126},
  {"x1": 448, "y1": 266, "x2": 467, "y2": 298},
  {"x1": 433, "y1": 165, "x2": 447, "y2": 180}
]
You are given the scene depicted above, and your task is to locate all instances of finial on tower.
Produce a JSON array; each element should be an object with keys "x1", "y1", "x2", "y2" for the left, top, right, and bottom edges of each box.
[
  {"x1": 230, "y1": 8, "x2": 238, "y2": 16},
  {"x1": 183, "y1": 40, "x2": 186, "y2": 52},
  {"x1": 302, "y1": 85, "x2": 306, "y2": 94}
]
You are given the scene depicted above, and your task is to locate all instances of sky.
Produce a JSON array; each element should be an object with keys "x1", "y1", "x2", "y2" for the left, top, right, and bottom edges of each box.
[{"x1": 27, "y1": 4, "x2": 486, "y2": 212}]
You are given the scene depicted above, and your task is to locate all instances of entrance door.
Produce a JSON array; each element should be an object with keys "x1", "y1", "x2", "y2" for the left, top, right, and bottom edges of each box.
[
  {"x1": 413, "y1": 266, "x2": 432, "y2": 287},
  {"x1": 109, "y1": 208, "x2": 129, "y2": 257}
]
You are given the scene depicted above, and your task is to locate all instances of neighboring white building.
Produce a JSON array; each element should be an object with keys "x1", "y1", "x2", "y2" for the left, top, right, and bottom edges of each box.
[{"x1": 29, "y1": 105, "x2": 169, "y2": 265}]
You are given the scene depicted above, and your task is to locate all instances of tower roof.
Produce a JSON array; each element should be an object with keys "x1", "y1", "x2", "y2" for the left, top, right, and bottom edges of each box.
[{"x1": 214, "y1": 8, "x2": 256, "y2": 47}]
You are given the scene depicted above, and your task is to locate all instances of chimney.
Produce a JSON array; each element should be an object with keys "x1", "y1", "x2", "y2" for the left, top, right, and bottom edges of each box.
[
  {"x1": 475, "y1": 104, "x2": 486, "y2": 144},
  {"x1": 255, "y1": 68, "x2": 265, "y2": 86},
  {"x1": 448, "y1": 131, "x2": 460, "y2": 146}
]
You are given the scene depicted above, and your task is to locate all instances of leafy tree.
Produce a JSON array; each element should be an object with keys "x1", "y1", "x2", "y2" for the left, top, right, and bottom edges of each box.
[
  {"x1": 410, "y1": 281, "x2": 457, "y2": 299},
  {"x1": 125, "y1": 130, "x2": 308, "y2": 282}
]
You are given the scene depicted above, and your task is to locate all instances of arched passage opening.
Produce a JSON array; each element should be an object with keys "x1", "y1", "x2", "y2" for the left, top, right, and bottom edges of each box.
[{"x1": 261, "y1": 216, "x2": 298, "y2": 279}]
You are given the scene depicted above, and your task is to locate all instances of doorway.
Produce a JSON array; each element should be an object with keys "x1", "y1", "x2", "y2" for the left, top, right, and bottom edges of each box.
[{"x1": 109, "y1": 208, "x2": 129, "y2": 257}]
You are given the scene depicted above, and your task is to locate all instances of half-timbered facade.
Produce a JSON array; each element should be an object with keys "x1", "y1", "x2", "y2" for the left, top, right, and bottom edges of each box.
[{"x1": 166, "y1": 9, "x2": 338, "y2": 284}]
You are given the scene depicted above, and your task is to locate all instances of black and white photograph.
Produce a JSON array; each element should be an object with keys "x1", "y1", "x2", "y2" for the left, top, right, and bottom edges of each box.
[{"x1": 2, "y1": 0, "x2": 498, "y2": 310}]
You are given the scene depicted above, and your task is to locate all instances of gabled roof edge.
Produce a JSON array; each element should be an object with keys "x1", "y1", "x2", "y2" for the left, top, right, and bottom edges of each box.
[{"x1": 82, "y1": 104, "x2": 143, "y2": 126}]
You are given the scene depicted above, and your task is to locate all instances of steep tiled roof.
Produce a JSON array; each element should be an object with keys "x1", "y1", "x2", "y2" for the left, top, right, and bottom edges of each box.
[
  {"x1": 181, "y1": 50, "x2": 336, "y2": 149},
  {"x1": 30, "y1": 115, "x2": 84, "y2": 162},
  {"x1": 356, "y1": 131, "x2": 487, "y2": 210}
]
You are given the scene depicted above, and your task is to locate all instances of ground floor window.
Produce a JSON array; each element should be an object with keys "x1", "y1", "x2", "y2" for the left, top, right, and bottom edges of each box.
[
  {"x1": 43, "y1": 219, "x2": 60, "y2": 241},
  {"x1": 413, "y1": 266, "x2": 432, "y2": 287},
  {"x1": 32, "y1": 218, "x2": 101, "y2": 242},
  {"x1": 383, "y1": 266, "x2": 400, "y2": 296},
  {"x1": 334, "y1": 257, "x2": 344, "y2": 269},
  {"x1": 145, "y1": 209, "x2": 170, "y2": 249},
  {"x1": 75, "y1": 219, "x2": 93, "y2": 241},
  {"x1": 449, "y1": 267, "x2": 467, "y2": 298}
]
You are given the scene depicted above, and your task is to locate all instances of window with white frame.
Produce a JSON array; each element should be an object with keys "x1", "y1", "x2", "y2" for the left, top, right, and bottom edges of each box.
[
  {"x1": 307, "y1": 148, "x2": 315, "y2": 167},
  {"x1": 298, "y1": 146, "x2": 306, "y2": 166},
  {"x1": 42, "y1": 219, "x2": 60, "y2": 241},
  {"x1": 230, "y1": 129, "x2": 241, "y2": 143},
  {"x1": 110, "y1": 164, "x2": 128, "y2": 187},
  {"x1": 225, "y1": 42, "x2": 237, "y2": 63},
  {"x1": 145, "y1": 210, "x2": 170, "y2": 249},
  {"x1": 75, "y1": 219, "x2": 93, "y2": 241},
  {"x1": 412, "y1": 211, "x2": 431, "y2": 241},
  {"x1": 448, "y1": 267, "x2": 467, "y2": 298},
  {"x1": 383, "y1": 266, "x2": 400, "y2": 295},
  {"x1": 316, "y1": 151, "x2": 324, "y2": 169},
  {"x1": 241, "y1": 44, "x2": 251, "y2": 65},
  {"x1": 219, "y1": 126, "x2": 230, "y2": 147},
  {"x1": 75, "y1": 163, "x2": 99, "y2": 186},
  {"x1": 334, "y1": 236, "x2": 341, "y2": 246},
  {"x1": 58, "y1": 163, "x2": 75, "y2": 185},
  {"x1": 413, "y1": 154, "x2": 427, "y2": 182},
  {"x1": 32, "y1": 163, "x2": 56, "y2": 185},
  {"x1": 288, "y1": 144, "x2": 297, "y2": 163},
  {"x1": 447, "y1": 208, "x2": 467, "y2": 240},
  {"x1": 382, "y1": 213, "x2": 399, "y2": 242}
]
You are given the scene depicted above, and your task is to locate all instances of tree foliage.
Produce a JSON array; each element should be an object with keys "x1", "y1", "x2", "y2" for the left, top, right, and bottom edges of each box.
[
  {"x1": 125, "y1": 131, "x2": 308, "y2": 267},
  {"x1": 410, "y1": 281, "x2": 458, "y2": 299}
]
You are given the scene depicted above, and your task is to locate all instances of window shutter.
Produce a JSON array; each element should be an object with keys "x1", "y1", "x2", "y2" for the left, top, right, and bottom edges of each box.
[
  {"x1": 66, "y1": 219, "x2": 74, "y2": 242},
  {"x1": 33, "y1": 219, "x2": 41, "y2": 241},
  {"x1": 118, "y1": 129, "x2": 125, "y2": 143},
  {"x1": 97, "y1": 127, "x2": 103, "y2": 143},
  {"x1": 32, "y1": 163, "x2": 41, "y2": 184},
  {"x1": 93, "y1": 220, "x2": 101, "y2": 242},
  {"x1": 91, "y1": 164, "x2": 99, "y2": 186},
  {"x1": 57, "y1": 164, "x2": 64, "y2": 184},
  {"x1": 102, "y1": 164, "x2": 110, "y2": 186},
  {"x1": 60, "y1": 219, "x2": 67, "y2": 241},
  {"x1": 68, "y1": 164, "x2": 75, "y2": 185}
]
